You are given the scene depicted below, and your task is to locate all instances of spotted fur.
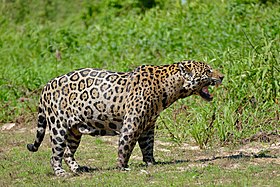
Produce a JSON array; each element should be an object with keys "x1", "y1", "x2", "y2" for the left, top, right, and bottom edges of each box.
[{"x1": 27, "y1": 60, "x2": 224, "y2": 176}]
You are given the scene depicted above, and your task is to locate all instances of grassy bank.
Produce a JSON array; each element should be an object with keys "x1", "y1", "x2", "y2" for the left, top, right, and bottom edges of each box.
[
  {"x1": 1, "y1": 0, "x2": 278, "y2": 145},
  {"x1": 0, "y1": 0, "x2": 279, "y2": 186}
]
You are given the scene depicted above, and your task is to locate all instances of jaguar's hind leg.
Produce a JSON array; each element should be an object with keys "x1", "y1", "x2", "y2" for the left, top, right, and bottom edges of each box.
[
  {"x1": 64, "y1": 126, "x2": 90, "y2": 173},
  {"x1": 49, "y1": 126, "x2": 68, "y2": 176}
]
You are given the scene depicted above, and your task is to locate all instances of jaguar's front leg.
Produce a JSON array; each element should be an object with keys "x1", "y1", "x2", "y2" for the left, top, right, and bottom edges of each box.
[
  {"x1": 117, "y1": 116, "x2": 142, "y2": 169},
  {"x1": 138, "y1": 126, "x2": 156, "y2": 166}
]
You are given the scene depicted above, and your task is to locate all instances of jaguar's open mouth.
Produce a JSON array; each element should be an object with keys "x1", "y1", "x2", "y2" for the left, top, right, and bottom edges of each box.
[
  {"x1": 198, "y1": 71, "x2": 224, "y2": 101},
  {"x1": 199, "y1": 86, "x2": 213, "y2": 101},
  {"x1": 199, "y1": 78, "x2": 223, "y2": 101}
]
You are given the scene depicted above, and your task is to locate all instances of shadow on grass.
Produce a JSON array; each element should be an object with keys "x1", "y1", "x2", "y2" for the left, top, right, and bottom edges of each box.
[
  {"x1": 76, "y1": 151, "x2": 278, "y2": 174},
  {"x1": 156, "y1": 151, "x2": 278, "y2": 166}
]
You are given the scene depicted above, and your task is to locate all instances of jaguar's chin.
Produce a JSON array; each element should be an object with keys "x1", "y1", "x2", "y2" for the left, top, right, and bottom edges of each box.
[{"x1": 199, "y1": 86, "x2": 213, "y2": 101}]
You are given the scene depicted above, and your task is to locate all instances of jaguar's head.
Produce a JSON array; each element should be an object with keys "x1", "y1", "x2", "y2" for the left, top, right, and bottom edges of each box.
[{"x1": 179, "y1": 60, "x2": 224, "y2": 101}]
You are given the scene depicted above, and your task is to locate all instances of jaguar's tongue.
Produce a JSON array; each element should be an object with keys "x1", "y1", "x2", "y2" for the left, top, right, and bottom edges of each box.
[
  {"x1": 200, "y1": 86, "x2": 213, "y2": 101},
  {"x1": 202, "y1": 87, "x2": 210, "y2": 95}
]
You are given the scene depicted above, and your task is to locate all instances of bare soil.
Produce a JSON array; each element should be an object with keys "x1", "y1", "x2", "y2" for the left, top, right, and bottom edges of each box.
[{"x1": 1, "y1": 118, "x2": 279, "y2": 172}]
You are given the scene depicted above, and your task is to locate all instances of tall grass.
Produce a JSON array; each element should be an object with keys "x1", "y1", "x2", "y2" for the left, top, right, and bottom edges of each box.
[{"x1": 0, "y1": 0, "x2": 279, "y2": 147}]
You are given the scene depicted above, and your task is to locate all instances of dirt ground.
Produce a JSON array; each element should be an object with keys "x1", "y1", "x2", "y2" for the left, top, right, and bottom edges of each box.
[{"x1": 1, "y1": 119, "x2": 279, "y2": 171}]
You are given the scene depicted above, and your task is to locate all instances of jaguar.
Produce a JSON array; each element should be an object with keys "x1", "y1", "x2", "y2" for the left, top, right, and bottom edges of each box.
[{"x1": 27, "y1": 60, "x2": 224, "y2": 176}]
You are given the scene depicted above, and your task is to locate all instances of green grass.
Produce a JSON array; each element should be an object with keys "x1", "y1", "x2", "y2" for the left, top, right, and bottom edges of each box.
[
  {"x1": 0, "y1": 133, "x2": 279, "y2": 186},
  {"x1": 1, "y1": 0, "x2": 279, "y2": 145},
  {"x1": 0, "y1": 0, "x2": 279, "y2": 185}
]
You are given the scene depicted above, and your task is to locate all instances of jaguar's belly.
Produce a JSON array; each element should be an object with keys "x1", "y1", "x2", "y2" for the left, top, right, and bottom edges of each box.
[{"x1": 76, "y1": 116, "x2": 124, "y2": 136}]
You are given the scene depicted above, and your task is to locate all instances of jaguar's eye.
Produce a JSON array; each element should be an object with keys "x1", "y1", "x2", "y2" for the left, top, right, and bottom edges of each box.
[{"x1": 207, "y1": 69, "x2": 213, "y2": 74}]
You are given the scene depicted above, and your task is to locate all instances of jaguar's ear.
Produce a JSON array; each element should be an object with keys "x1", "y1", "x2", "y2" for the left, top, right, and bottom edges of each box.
[{"x1": 179, "y1": 63, "x2": 193, "y2": 79}]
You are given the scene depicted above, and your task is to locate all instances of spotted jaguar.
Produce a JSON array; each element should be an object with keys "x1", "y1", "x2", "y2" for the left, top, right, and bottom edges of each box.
[{"x1": 27, "y1": 60, "x2": 224, "y2": 176}]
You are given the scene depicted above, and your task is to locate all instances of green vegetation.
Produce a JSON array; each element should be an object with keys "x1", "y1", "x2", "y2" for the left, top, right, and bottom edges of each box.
[
  {"x1": 1, "y1": 134, "x2": 279, "y2": 186},
  {"x1": 0, "y1": 0, "x2": 279, "y2": 186}
]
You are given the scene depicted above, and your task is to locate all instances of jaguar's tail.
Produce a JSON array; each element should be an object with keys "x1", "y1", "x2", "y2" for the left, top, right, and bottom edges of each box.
[{"x1": 27, "y1": 104, "x2": 47, "y2": 152}]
